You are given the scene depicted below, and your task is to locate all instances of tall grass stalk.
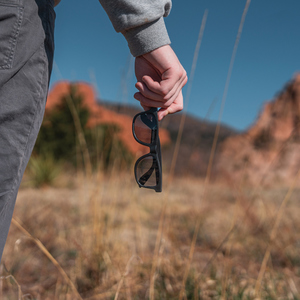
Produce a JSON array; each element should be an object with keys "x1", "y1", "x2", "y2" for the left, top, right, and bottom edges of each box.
[
  {"x1": 178, "y1": 1, "x2": 251, "y2": 298},
  {"x1": 114, "y1": 255, "x2": 142, "y2": 300},
  {"x1": 168, "y1": 9, "x2": 208, "y2": 186},
  {"x1": 205, "y1": 0, "x2": 251, "y2": 186},
  {"x1": 64, "y1": 86, "x2": 92, "y2": 178},
  {"x1": 53, "y1": 60, "x2": 92, "y2": 179},
  {"x1": 149, "y1": 10, "x2": 208, "y2": 300},
  {"x1": 89, "y1": 69, "x2": 101, "y2": 100}
]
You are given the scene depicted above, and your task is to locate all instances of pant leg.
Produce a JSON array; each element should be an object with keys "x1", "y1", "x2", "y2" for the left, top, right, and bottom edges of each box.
[{"x1": 0, "y1": 0, "x2": 55, "y2": 261}]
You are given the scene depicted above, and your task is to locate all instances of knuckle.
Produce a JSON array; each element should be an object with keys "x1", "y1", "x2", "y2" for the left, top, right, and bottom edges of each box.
[
  {"x1": 176, "y1": 65, "x2": 185, "y2": 77},
  {"x1": 179, "y1": 68, "x2": 185, "y2": 77},
  {"x1": 160, "y1": 88, "x2": 169, "y2": 97},
  {"x1": 164, "y1": 99, "x2": 172, "y2": 107},
  {"x1": 163, "y1": 95, "x2": 171, "y2": 102},
  {"x1": 139, "y1": 98, "x2": 147, "y2": 104},
  {"x1": 177, "y1": 104, "x2": 184, "y2": 111},
  {"x1": 181, "y1": 70, "x2": 187, "y2": 81}
]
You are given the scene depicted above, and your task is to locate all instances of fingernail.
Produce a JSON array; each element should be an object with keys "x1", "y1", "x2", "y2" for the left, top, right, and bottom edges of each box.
[
  {"x1": 135, "y1": 82, "x2": 142, "y2": 91},
  {"x1": 160, "y1": 111, "x2": 168, "y2": 121}
]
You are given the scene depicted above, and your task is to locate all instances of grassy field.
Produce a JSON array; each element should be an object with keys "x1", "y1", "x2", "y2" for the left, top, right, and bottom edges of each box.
[{"x1": 1, "y1": 168, "x2": 300, "y2": 300}]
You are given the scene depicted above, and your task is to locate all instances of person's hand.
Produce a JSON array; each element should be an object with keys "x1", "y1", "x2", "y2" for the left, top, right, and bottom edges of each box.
[{"x1": 134, "y1": 45, "x2": 188, "y2": 121}]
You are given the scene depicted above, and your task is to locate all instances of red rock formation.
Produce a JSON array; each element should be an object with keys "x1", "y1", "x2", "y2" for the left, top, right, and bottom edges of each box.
[
  {"x1": 216, "y1": 74, "x2": 300, "y2": 186},
  {"x1": 46, "y1": 81, "x2": 171, "y2": 157}
]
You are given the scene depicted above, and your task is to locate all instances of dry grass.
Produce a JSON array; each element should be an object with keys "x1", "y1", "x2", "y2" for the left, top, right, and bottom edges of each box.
[{"x1": 1, "y1": 169, "x2": 300, "y2": 300}]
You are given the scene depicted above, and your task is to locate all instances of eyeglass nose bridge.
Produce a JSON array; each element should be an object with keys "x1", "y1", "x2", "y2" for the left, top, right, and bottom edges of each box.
[{"x1": 148, "y1": 141, "x2": 158, "y2": 153}]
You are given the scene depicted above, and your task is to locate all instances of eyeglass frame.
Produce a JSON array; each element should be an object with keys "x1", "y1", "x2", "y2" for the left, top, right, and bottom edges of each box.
[{"x1": 132, "y1": 107, "x2": 162, "y2": 192}]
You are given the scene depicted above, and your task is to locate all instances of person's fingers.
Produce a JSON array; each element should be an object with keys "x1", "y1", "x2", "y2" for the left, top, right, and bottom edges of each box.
[
  {"x1": 134, "y1": 92, "x2": 165, "y2": 108},
  {"x1": 142, "y1": 66, "x2": 186, "y2": 99},
  {"x1": 134, "y1": 90, "x2": 184, "y2": 121},
  {"x1": 163, "y1": 82, "x2": 184, "y2": 107},
  {"x1": 137, "y1": 73, "x2": 187, "y2": 109},
  {"x1": 157, "y1": 103, "x2": 184, "y2": 121},
  {"x1": 135, "y1": 82, "x2": 164, "y2": 102},
  {"x1": 159, "y1": 71, "x2": 187, "y2": 102},
  {"x1": 140, "y1": 103, "x2": 151, "y2": 111},
  {"x1": 140, "y1": 75, "x2": 164, "y2": 95},
  {"x1": 157, "y1": 92, "x2": 184, "y2": 121},
  {"x1": 138, "y1": 69, "x2": 187, "y2": 106},
  {"x1": 134, "y1": 80, "x2": 183, "y2": 109}
]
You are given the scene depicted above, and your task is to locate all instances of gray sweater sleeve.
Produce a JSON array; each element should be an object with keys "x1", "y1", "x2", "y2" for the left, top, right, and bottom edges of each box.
[{"x1": 98, "y1": 0, "x2": 172, "y2": 57}]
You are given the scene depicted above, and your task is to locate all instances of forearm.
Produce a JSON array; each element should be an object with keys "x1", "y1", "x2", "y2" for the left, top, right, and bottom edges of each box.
[{"x1": 98, "y1": 0, "x2": 172, "y2": 57}]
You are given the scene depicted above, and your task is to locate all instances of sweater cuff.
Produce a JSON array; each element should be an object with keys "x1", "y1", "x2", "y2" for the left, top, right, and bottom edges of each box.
[{"x1": 122, "y1": 17, "x2": 171, "y2": 57}]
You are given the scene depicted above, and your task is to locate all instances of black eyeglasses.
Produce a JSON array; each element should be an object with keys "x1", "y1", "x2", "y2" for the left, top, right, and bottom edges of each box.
[{"x1": 132, "y1": 108, "x2": 162, "y2": 192}]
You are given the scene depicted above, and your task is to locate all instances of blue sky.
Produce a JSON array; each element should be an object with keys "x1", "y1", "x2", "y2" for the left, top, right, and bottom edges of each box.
[{"x1": 51, "y1": 0, "x2": 300, "y2": 131}]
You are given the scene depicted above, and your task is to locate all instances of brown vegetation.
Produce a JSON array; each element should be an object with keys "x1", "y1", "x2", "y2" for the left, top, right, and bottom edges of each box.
[{"x1": 2, "y1": 172, "x2": 300, "y2": 299}]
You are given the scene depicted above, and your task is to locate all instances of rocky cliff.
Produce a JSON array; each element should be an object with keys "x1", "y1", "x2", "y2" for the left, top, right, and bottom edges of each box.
[{"x1": 216, "y1": 74, "x2": 300, "y2": 186}]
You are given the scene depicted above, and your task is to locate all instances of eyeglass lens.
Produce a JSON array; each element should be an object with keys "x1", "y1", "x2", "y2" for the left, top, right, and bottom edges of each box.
[
  {"x1": 134, "y1": 113, "x2": 157, "y2": 145},
  {"x1": 136, "y1": 155, "x2": 159, "y2": 187}
]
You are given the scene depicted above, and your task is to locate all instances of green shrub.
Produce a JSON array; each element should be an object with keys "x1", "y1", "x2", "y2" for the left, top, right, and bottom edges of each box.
[
  {"x1": 88, "y1": 124, "x2": 133, "y2": 171},
  {"x1": 34, "y1": 84, "x2": 89, "y2": 163},
  {"x1": 27, "y1": 155, "x2": 61, "y2": 188},
  {"x1": 33, "y1": 83, "x2": 133, "y2": 172}
]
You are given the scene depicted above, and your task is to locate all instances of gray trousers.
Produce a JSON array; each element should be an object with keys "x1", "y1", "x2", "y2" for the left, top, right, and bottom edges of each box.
[{"x1": 0, "y1": 0, "x2": 55, "y2": 261}]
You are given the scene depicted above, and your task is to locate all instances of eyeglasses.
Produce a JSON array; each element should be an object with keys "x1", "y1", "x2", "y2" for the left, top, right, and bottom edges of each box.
[{"x1": 132, "y1": 108, "x2": 162, "y2": 192}]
